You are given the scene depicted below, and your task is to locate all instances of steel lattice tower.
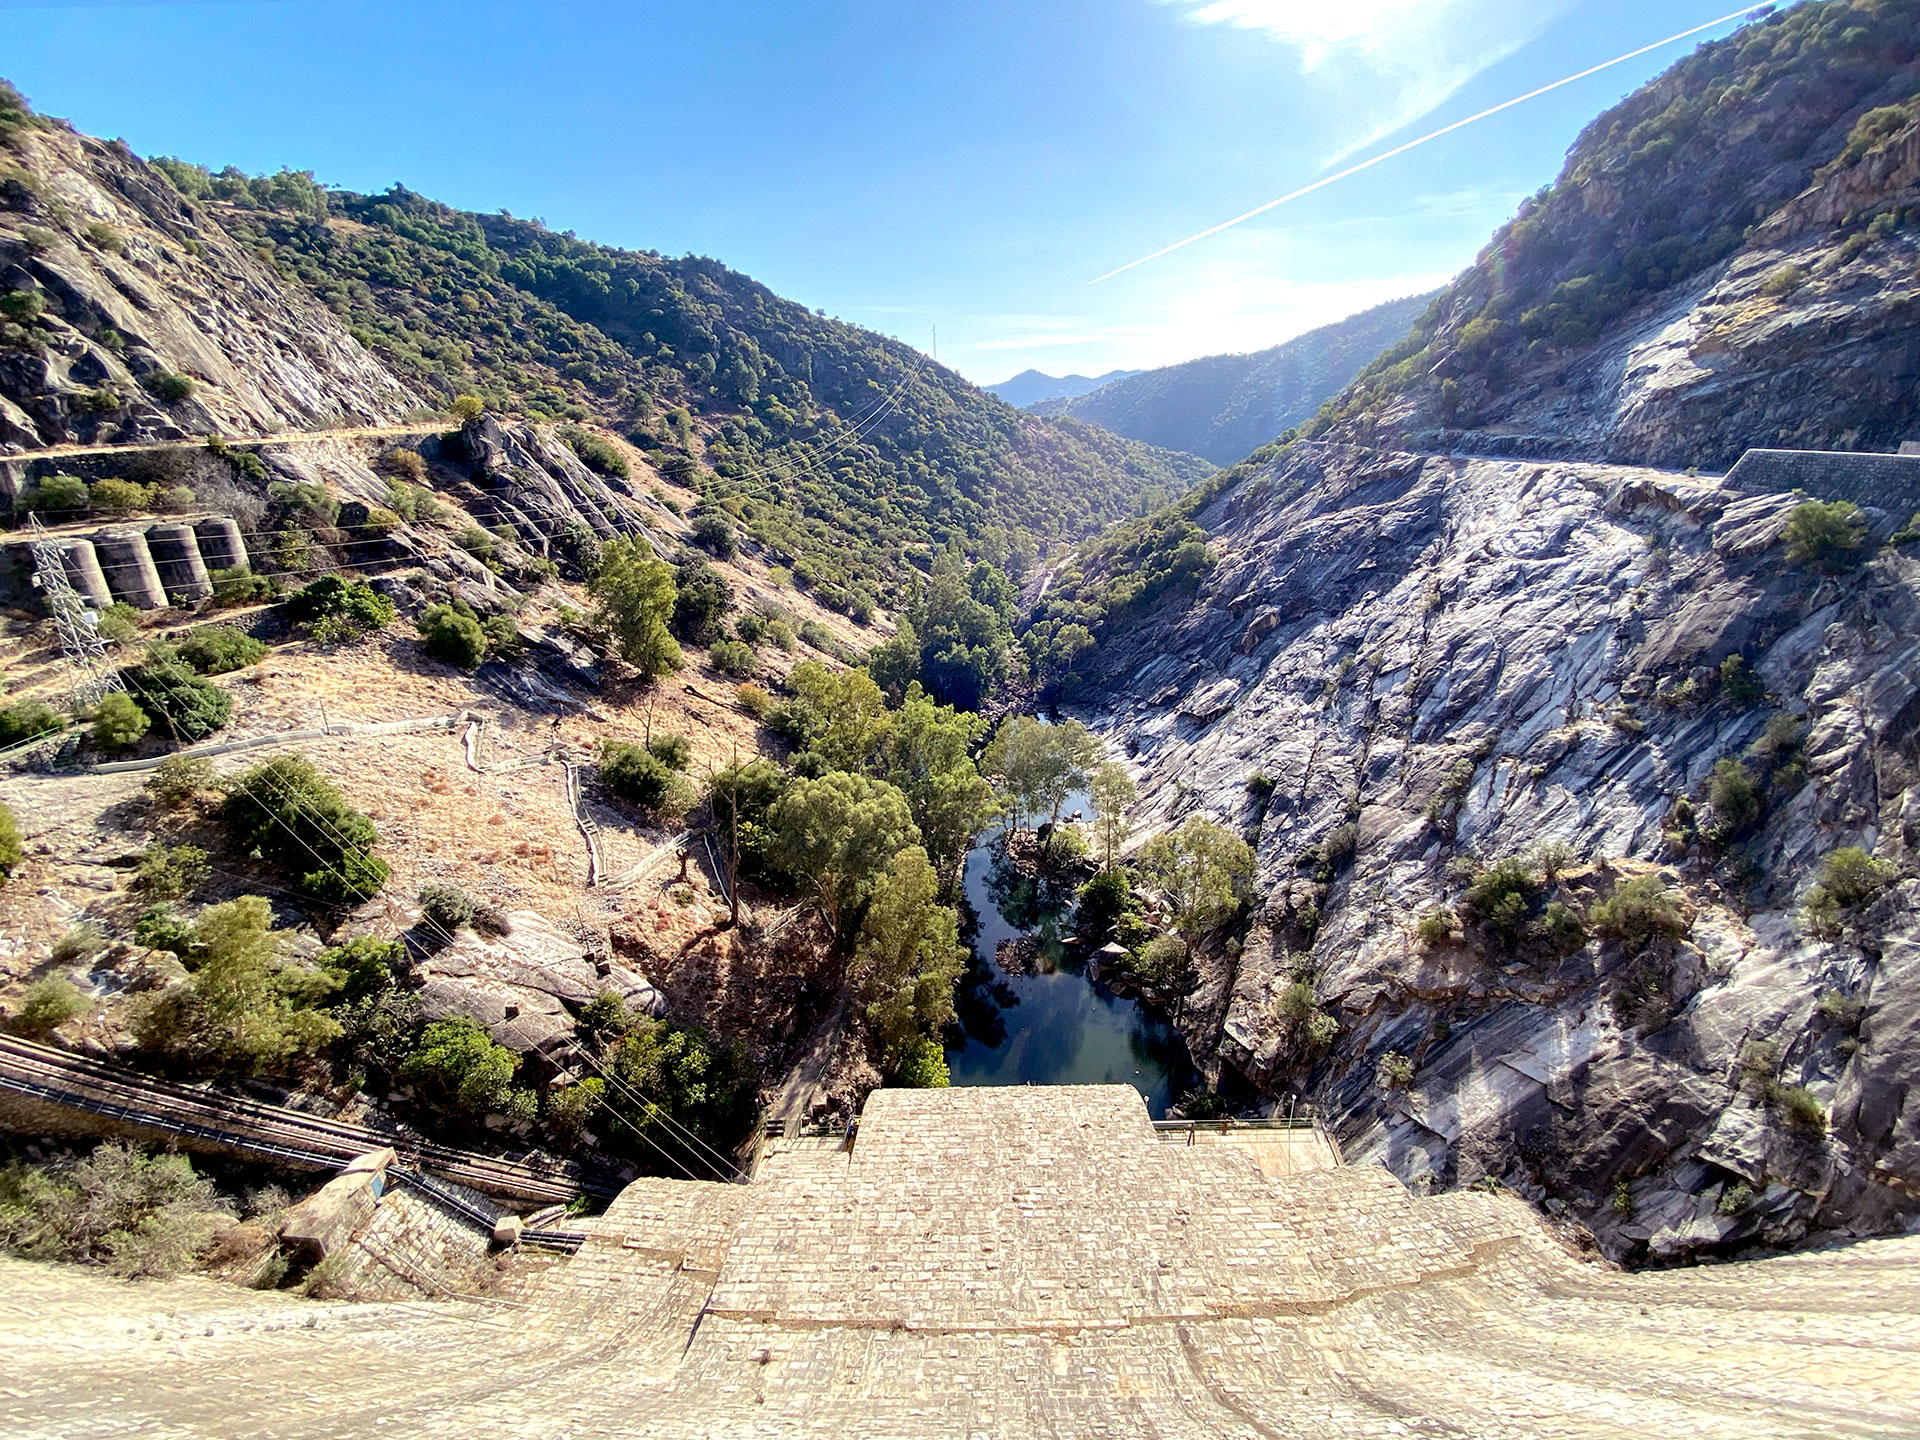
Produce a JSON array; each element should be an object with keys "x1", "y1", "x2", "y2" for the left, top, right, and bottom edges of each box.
[{"x1": 25, "y1": 514, "x2": 122, "y2": 713}]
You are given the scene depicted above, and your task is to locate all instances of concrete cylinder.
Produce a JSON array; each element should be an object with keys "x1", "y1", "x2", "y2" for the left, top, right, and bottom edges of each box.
[
  {"x1": 56, "y1": 539, "x2": 115, "y2": 610},
  {"x1": 145, "y1": 523, "x2": 213, "y2": 603},
  {"x1": 94, "y1": 529, "x2": 169, "y2": 610},
  {"x1": 193, "y1": 515, "x2": 248, "y2": 575}
]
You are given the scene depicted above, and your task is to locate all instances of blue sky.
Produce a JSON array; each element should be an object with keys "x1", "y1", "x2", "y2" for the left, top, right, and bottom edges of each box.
[{"x1": 3, "y1": 0, "x2": 1765, "y2": 383}]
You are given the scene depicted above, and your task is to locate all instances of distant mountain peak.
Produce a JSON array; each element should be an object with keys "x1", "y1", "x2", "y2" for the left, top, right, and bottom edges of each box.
[{"x1": 984, "y1": 368, "x2": 1141, "y2": 408}]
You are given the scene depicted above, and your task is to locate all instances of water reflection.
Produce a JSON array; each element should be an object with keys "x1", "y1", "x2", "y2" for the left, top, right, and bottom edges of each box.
[{"x1": 944, "y1": 828, "x2": 1195, "y2": 1118}]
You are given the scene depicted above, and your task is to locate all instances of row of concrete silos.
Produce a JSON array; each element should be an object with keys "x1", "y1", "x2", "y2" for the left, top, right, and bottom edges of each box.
[{"x1": 53, "y1": 517, "x2": 249, "y2": 611}]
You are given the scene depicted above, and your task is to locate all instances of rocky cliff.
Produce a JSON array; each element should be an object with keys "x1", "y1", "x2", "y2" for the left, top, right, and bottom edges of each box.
[
  {"x1": 1319, "y1": 1, "x2": 1920, "y2": 470},
  {"x1": 1077, "y1": 440, "x2": 1920, "y2": 1260},
  {"x1": 0, "y1": 118, "x2": 416, "y2": 450}
]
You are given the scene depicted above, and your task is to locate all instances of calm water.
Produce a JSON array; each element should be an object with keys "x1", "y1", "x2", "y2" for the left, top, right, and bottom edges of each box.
[{"x1": 944, "y1": 822, "x2": 1196, "y2": 1118}]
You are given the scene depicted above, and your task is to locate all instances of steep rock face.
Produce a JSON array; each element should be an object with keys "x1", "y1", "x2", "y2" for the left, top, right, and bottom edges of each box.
[
  {"x1": 0, "y1": 124, "x2": 415, "y2": 450},
  {"x1": 1322, "y1": 2, "x2": 1920, "y2": 469},
  {"x1": 1077, "y1": 441, "x2": 1920, "y2": 1259}
]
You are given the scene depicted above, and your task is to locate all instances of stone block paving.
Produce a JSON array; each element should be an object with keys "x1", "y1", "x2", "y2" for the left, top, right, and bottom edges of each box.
[{"x1": 2, "y1": 1084, "x2": 1916, "y2": 1438}]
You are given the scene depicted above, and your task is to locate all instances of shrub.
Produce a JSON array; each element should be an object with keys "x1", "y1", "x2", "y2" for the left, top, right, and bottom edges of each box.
[
  {"x1": 0, "y1": 700, "x2": 64, "y2": 747},
  {"x1": 558, "y1": 425, "x2": 628, "y2": 478},
  {"x1": 20, "y1": 473, "x2": 89, "y2": 513},
  {"x1": 671, "y1": 556, "x2": 733, "y2": 645},
  {"x1": 51, "y1": 923, "x2": 105, "y2": 964},
  {"x1": 386, "y1": 449, "x2": 427, "y2": 484},
  {"x1": 1537, "y1": 900, "x2": 1587, "y2": 955},
  {"x1": 1773, "y1": 1084, "x2": 1826, "y2": 1133},
  {"x1": 0, "y1": 800, "x2": 21, "y2": 881},
  {"x1": 1463, "y1": 856, "x2": 1536, "y2": 941},
  {"x1": 1590, "y1": 874, "x2": 1689, "y2": 949},
  {"x1": 177, "y1": 625, "x2": 265, "y2": 676},
  {"x1": 449, "y1": 394, "x2": 485, "y2": 422},
  {"x1": 120, "y1": 652, "x2": 232, "y2": 743},
  {"x1": 893, "y1": 1035, "x2": 950, "y2": 1088},
  {"x1": 1803, "y1": 846, "x2": 1898, "y2": 933},
  {"x1": 646, "y1": 733, "x2": 692, "y2": 770},
  {"x1": 317, "y1": 935, "x2": 406, "y2": 1004},
  {"x1": 0, "y1": 1143, "x2": 231, "y2": 1277},
  {"x1": 145, "y1": 755, "x2": 215, "y2": 809},
  {"x1": 132, "y1": 904, "x2": 195, "y2": 955},
  {"x1": 89, "y1": 477, "x2": 153, "y2": 514},
  {"x1": 96, "y1": 602, "x2": 140, "y2": 646},
  {"x1": 1760, "y1": 264, "x2": 1807, "y2": 297},
  {"x1": 454, "y1": 525, "x2": 499, "y2": 566},
  {"x1": 417, "y1": 603, "x2": 488, "y2": 669},
  {"x1": 134, "y1": 842, "x2": 209, "y2": 902},
  {"x1": 1376, "y1": 1051, "x2": 1416, "y2": 1089},
  {"x1": 690, "y1": 511, "x2": 738, "y2": 560},
  {"x1": 1719, "y1": 653, "x2": 1764, "y2": 706},
  {"x1": 736, "y1": 683, "x2": 774, "y2": 720},
  {"x1": 284, "y1": 575, "x2": 395, "y2": 641},
  {"x1": 598, "y1": 740, "x2": 695, "y2": 819},
  {"x1": 1707, "y1": 757, "x2": 1762, "y2": 838},
  {"x1": 1718, "y1": 1182, "x2": 1756, "y2": 1215},
  {"x1": 1783, "y1": 499, "x2": 1867, "y2": 573},
  {"x1": 417, "y1": 883, "x2": 480, "y2": 936},
  {"x1": 209, "y1": 566, "x2": 274, "y2": 605},
  {"x1": 10, "y1": 977, "x2": 84, "y2": 1037},
  {"x1": 708, "y1": 638, "x2": 754, "y2": 676},
  {"x1": 1075, "y1": 867, "x2": 1135, "y2": 945},
  {"x1": 145, "y1": 371, "x2": 196, "y2": 403},
  {"x1": 1415, "y1": 907, "x2": 1456, "y2": 946},
  {"x1": 401, "y1": 1018, "x2": 529, "y2": 1119},
  {"x1": 482, "y1": 615, "x2": 525, "y2": 662},
  {"x1": 1245, "y1": 771, "x2": 1275, "y2": 801},
  {"x1": 220, "y1": 756, "x2": 387, "y2": 905},
  {"x1": 1132, "y1": 935, "x2": 1188, "y2": 985},
  {"x1": 84, "y1": 220, "x2": 123, "y2": 252}
]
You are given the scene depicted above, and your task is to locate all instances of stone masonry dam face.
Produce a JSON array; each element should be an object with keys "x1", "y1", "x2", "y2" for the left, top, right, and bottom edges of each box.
[{"x1": 2, "y1": 1085, "x2": 1916, "y2": 1439}]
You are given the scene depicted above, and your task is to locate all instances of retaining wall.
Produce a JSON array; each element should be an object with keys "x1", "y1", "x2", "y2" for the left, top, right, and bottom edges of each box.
[{"x1": 1723, "y1": 447, "x2": 1920, "y2": 516}]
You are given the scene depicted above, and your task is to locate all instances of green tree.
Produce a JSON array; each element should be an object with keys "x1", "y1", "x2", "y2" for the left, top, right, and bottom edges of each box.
[
  {"x1": 0, "y1": 701, "x2": 64, "y2": 747},
  {"x1": 598, "y1": 740, "x2": 696, "y2": 819},
  {"x1": 284, "y1": 575, "x2": 395, "y2": 641},
  {"x1": 119, "y1": 651, "x2": 232, "y2": 743},
  {"x1": 417, "y1": 603, "x2": 489, "y2": 669},
  {"x1": 0, "y1": 800, "x2": 20, "y2": 883},
  {"x1": 588, "y1": 537, "x2": 683, "y2": 676},
  {"x1": 601, "y1": 1019, "x2": 757, "y2": 1177},
  {"x1": 220, "y1": 755, "x2": 388, "y2": 904},
  {"x1": 915, "y1": 561, "x2": 1015, "y2": 712},
  {"x1": 982, "y1": 715, "x2": 1099, "y2": 827},
  {"x1": 779, "y1": 660, "x2": 891, "y2": 773},
  {"x1": 855, "y1": 846, "x2": 967, "y2": 1071},
  {"x1": 670, "y1": 555, "x2": 734, "y2": 644},
  {"x1": 864, "y1": 617, "x2": 921, "y2": 704},
  {"x1": 90, "y1": 691, "x2": 150, "y2": 750},
  {"x1": 131, "y1": 896, "x2": 341, "y2": 1074},
  {"x1": 893, "y1": 1035, "x2": 950, "y2": 1088},
  {"x1": 1087, "y1": 761, "x2": 1137, "y2": 866},
  {"x1": 882, "y1": 683, "x2": 993, "y2": 891},
  {"x1": 401, "y1": 1018, "x2": 527, "y2": 1118},
  {"x1": 1783, "y1": 499, "x2": 1868, "y2": 573},
  {"x1": 1139, "y1": 817, "x2": 1255, "y2": 956},
  {"x1": 770, "y1": 771, "x2": 919, "y2": 935}
]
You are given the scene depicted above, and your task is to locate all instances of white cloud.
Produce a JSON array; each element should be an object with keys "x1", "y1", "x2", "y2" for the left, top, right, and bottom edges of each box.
[{"x1": 1160, "y1": 0, "x2": 1576, "y2": 156}]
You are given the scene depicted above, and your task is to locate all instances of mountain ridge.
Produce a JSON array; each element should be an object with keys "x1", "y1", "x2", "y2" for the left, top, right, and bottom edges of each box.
[
  {"x1": 984, "y1": 368, "x2": 1141, "y2": 407},
  {"x1": 1028, "y1": 293, "x2": 1437, "y2": 465}
]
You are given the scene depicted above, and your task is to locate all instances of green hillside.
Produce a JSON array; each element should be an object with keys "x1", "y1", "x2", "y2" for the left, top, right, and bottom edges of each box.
[{"x1": 152, "y1": 166, "x2": 1210, "y2": 612}]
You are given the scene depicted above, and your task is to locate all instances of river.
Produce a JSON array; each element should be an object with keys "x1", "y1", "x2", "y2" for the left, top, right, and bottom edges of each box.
[{"x1": 943, "y1": 816, "x2": 1197, "y2": 1118}]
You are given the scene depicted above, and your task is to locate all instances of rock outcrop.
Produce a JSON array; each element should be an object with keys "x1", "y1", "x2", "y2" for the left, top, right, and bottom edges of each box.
[
  {"x1": 1076, "y1": 440, "x2": 1920, "y2": 1260},
  {"x1": 0, "y1": 123, "x2": 416, "y2": 450}
]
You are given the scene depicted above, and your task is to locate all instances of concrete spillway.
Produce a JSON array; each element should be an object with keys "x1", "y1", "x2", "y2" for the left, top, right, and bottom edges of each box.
[
  {"x1": 54, "y1": 539, "x2": 115, "y2": 610},
  {"x1": 192, "y1": 515, "x2": 248, "y2": 574},
  {"x1": 92, "y1": 529, "x2": 168, "y2": 610},
  {"x1": 145, "y1": 523, "x2": 213, "y2": 603}
]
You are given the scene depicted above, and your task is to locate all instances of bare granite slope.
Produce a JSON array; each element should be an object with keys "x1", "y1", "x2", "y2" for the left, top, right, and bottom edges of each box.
[
  {"x1": 1, "y1": 123, "x2": 417, "y2": 450},
  {"x1": 1071, "y1": 441, "x2": 1920, "y2": 1262}
]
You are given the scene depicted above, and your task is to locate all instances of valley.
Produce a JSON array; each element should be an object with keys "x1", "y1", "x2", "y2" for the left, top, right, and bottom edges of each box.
[{"x1": 0, "y1": 9, "x2": 1918, "y2": 1418}]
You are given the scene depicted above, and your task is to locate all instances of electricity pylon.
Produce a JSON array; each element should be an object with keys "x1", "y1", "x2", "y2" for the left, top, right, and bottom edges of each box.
[{"x1": 25, "y1": 514, "x2": 121, "y2": 713}]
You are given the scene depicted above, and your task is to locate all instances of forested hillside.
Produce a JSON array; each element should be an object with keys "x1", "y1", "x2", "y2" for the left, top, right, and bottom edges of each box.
[
  {"x1": 0, "y1": 91, "x2": 1209, "y2": 619},
  {"x1": 164, "y1": 174, "x2": 1207, "y2": 610},
  {"x1": 1312, "y1": 0, "x2": 1920, "y2": 466},
  {"x1": 1033, "y1": 293, "x2": 1435, "y2": 464}
]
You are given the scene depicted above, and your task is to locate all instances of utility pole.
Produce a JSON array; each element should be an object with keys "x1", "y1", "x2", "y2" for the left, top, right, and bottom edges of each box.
[{"x1": 26, "y1": 514, "x2": 120, "y2": 714}]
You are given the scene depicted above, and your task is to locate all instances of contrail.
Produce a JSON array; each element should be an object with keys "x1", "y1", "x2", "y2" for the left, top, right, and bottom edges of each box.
[{"x1": 1091, "y1": 4, "x2": 1773, "y2": 284}]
